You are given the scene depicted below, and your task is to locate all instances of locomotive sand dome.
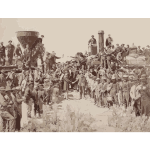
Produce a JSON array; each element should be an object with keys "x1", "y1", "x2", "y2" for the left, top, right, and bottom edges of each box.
[
  {"x1": 126, "y1": 43, "x2": 146, "y2": 65},
  {"x1": 16, "y1": 31, "x2": 39, "y2": 49}
]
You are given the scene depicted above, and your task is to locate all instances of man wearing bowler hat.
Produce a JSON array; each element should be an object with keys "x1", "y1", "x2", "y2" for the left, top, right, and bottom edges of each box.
[
  {"x1": 0, "y1": 42, "x2": 6, "y2": 66},
  {"x1": 6, "y1": 40, "x2": 15, "y2": 65}
]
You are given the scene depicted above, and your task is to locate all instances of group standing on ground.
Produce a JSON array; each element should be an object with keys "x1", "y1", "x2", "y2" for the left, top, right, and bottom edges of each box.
[{"x1": 0, "y1": 34, "x2": 150, "y2": 132}]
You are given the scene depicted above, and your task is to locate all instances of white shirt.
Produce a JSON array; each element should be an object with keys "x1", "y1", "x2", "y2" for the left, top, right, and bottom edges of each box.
[
  {"x1": 21, "y1": 79, "x2": 27, "y2": 92},
  {"x1": 37, "y1": 58, "x2": 42, "y2": 66},
  {"x1": 130, "y1": 84, "x2": 141, "y2": 100},
  {"x1": 60, "y1": 74, "x2": 64, "y2": 80}
]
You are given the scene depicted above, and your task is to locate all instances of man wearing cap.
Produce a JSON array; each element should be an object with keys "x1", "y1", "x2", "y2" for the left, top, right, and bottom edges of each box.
[
  {"x1": 13, "y1": 44, "x2": 22, "y2": 66},
  {"x1": 130, "y1": 77, "x2": 141, "y2": 116},
  {"x1": 0, "y1": 42, "x2": 6, "y2": 66},
  {"x1": 0, "y1": 87, "x2": 16, "y2": 132},
  {"x1": 105, "y1": 34, "x2": 113, "y2": 47},
  {"x1": 6, "y1": 40, "x2": 15, "y2": 65}
]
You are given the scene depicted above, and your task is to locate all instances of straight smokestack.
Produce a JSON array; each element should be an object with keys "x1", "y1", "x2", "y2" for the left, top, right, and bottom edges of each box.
[{"x1": 98, "y1": 30, "x2": 104, "y2": 52}]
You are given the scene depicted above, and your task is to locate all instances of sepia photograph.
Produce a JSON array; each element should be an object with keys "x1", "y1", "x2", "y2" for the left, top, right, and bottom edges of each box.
[{"x1": 0, "y1": 18, "x2": 150, "y2": 132}]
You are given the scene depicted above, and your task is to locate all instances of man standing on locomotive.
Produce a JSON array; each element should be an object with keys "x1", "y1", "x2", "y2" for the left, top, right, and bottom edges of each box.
[
  {"x1": 13, "y1": 44, "x2": 22, "y2": 66},
  {"x1": 0, "y1": 42, "x2": 6, "y2": 66},
  {"x1": 6, "y1": 40, "x2": 15, "y2": 66}
]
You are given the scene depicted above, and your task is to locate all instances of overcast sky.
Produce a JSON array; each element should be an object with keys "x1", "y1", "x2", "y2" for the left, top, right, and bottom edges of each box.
[{"x1": 0, "y1": 18, "x2": 150, "y2": 57}]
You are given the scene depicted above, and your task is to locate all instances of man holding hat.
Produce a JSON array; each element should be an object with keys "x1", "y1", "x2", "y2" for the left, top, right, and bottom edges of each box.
[
  {"x1": 6, "y1": 40, "x2": 15, "y2": 65},
  {"x1": 0, "y1": 87, "x2": 16, "y2": 132},
  {"x1": 0, "y1": 42, "x2": 6, "y2": 66}
]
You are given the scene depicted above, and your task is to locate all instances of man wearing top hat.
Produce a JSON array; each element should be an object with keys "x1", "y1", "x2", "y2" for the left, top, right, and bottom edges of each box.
[
  {"x1": 0, "y1": 42, "x2": 6, "y2": 66},
  {"x1": 6, "y1": 40, "x2": 15, "y2": 65}
]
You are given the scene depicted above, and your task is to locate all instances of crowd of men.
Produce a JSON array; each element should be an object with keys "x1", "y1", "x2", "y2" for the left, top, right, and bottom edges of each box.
[{"x1": 0, "y1": 34, "x2": 150, "y2": 132}]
